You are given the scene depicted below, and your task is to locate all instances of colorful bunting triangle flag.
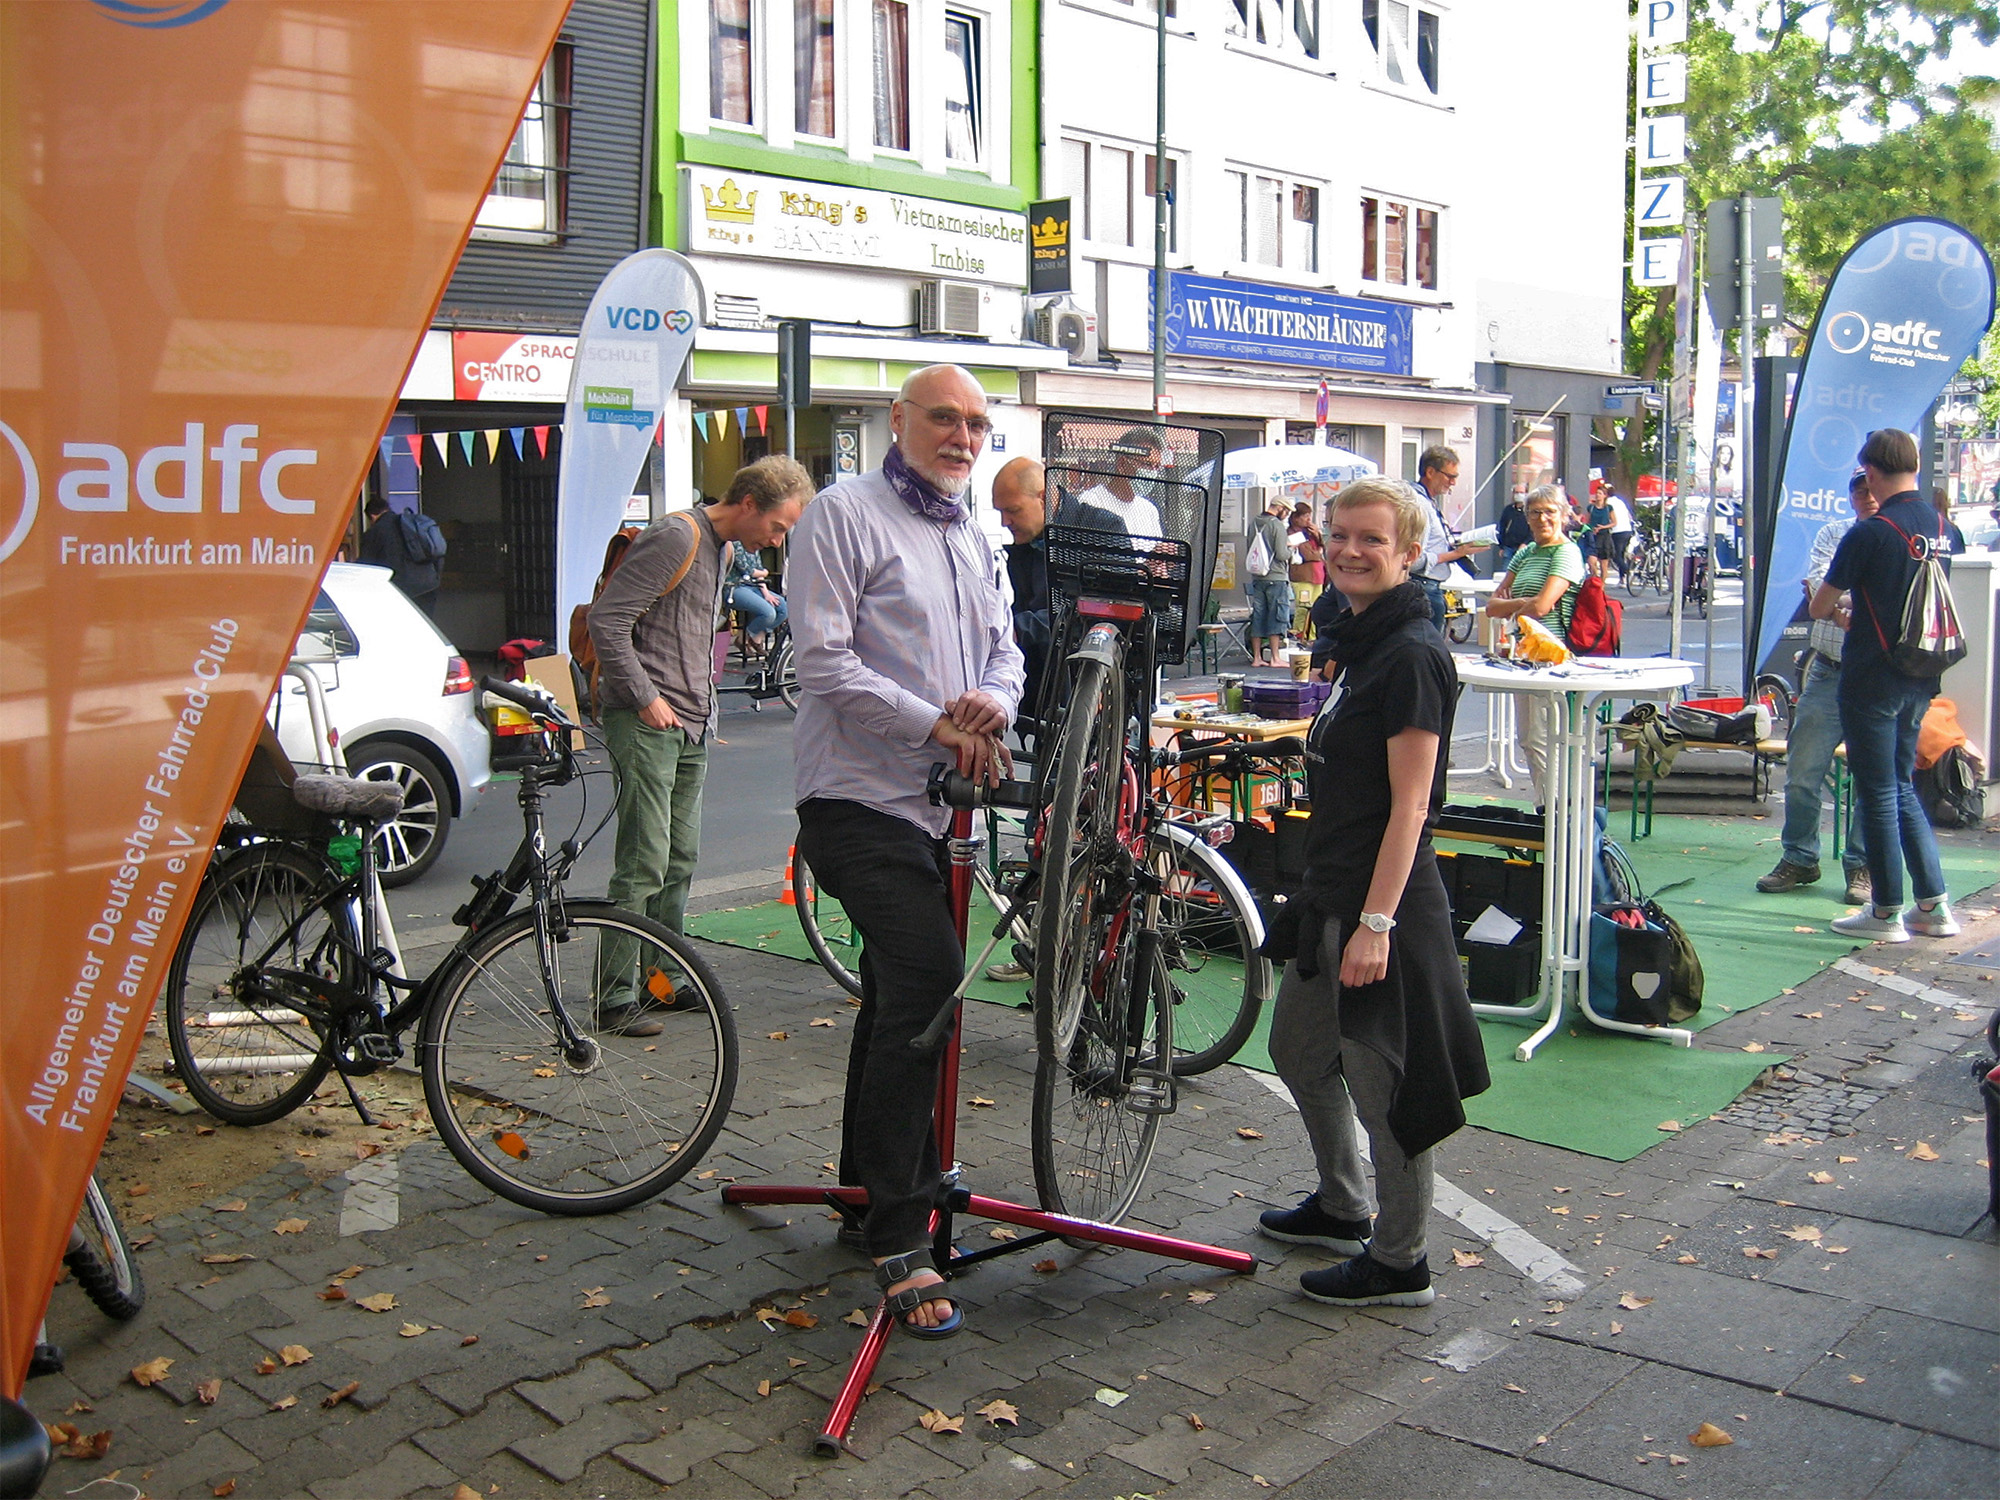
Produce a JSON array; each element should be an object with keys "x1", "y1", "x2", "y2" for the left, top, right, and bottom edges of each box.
[
  {"x1": 431, "y1": 431, "x2": 451, "y2": 466},
  {"x1": 405, "y1": 433, "x2": 423, "y2": 465},
  {"x1": 484, "y1": 429, "x2": 502, "y2": 463},
  {"x1": 533, "y1": 425, "x2": 550, "y2": 457},
  {"x1": 378, "y1": 436, "x2": 396, "y2": 473},
  {"x1": 734, "y1": 406, "x2": 750, "y2": 435},
  {"x1": 509, "y1": 427, "x2": 526, "y2": 459},
  {"x1": 754, "y1": 405, "x2": 769, "y2": 435},
  {"x1": 457, "y1": 430, "x2": 475, "y2": 464},
  {"x1": 715, "y1": 408, "x2": 730, "y2": 441},
  {"x1": 694, "y1": 412, "x2": 710, "y2": 439}
]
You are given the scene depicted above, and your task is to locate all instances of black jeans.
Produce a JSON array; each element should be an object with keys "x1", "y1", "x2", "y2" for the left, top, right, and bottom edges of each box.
[{"x1": 796, "y1": 799, "x2": 962, "y2": 1255}]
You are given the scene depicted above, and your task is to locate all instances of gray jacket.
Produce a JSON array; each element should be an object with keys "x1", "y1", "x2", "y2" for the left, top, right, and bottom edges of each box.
[{"x1": 587, "y1": 507, "x2": 726, "y2": 735}]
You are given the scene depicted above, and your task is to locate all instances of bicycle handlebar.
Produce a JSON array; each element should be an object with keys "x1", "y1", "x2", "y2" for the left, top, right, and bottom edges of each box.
[
  {"x1": 480, "y1": 675, "x2": 572, "y2": 728},
  {"x1": 929, "y1": 763, "x2": 1039, "y2": 812},
  {"x1": 1164, "y1": 735, "x2": 1306, "y2": 768}
]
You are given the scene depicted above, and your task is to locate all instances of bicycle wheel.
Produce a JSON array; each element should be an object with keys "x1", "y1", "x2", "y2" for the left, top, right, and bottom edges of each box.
[
  {"x1": 163, "y1": 843, "x2": 346, "y2": 1126},
  {"x1": 1753, "y1": 673, "x2": 1795, "y2": 743},
  {"x1": 794, "y1": 851, "x2": 863, "y2": 998},
  {"x1": 1156, "y1": 828, "x2": 1269, "y2": 1075},
  {"x1": 420, "y1": 900, "x2": 738, "y2": 1214},
  {"x1": 65, "y1": 1175, "x2": 144, "y2": 1320},
  {"x1": 1444, "y1": 607, "x2": 1475, "y2": 644},
  {"x1": 1623, "y1": 551, "x2": 1649, "y2": 598},
  {"x1": 772, "y1": 633, "x2": 800, "y2": 712}
]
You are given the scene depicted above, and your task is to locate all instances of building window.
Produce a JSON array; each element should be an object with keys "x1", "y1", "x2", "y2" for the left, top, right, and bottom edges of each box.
[
  {"x1": 475, "y1": 41, "x2": 572, "y2": 237},
  {"x1": 710, "y1": 0, "x2": 754, "y2": 123},
  {"x1": 1362, "y1": 0, "x2": 1440, "y2": 93},
  {"x1": 1360, "y1": 194, "x2": 1440, "y2": 289},
  {"x1": 794, "y1": 0, "x2": 836, "y2": 138},
  {"x1": 1226, "y1": 167, "x2": 1321, "y2": 273},
  {"x1": 1093, "y1": 145, "x2": 1133, "y2": 247},
  {"x1": 1291, "y1": 184, "x2": 1318, "y2": 274},
  {"x1": 1227, "y1": 0, "x2": 1318, "y2": 56},
  {"x1": 872, "y1": 0, "x2": 909, "y2": 150},
  {"x1": 943, "y1": 12, "x2": 981, "y2": 163},
  {"x1": 1065, "y1": 139, "x2": 1179, "y2": 252}
]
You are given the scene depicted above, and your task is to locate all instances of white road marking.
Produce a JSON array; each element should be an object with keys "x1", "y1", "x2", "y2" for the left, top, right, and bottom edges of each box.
[
  {"x1": 1251, "y1": 1072, "x2": 1588, "y2": 1296},
  {"x1": 1831, "y1": 956, "x2": 1970, "y2": 1009}
]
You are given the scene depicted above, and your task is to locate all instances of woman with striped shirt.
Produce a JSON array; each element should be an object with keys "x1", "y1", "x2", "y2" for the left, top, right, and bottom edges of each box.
[{"x1": 1484, "y1": 485, "x2": 1585, "y2": 802}]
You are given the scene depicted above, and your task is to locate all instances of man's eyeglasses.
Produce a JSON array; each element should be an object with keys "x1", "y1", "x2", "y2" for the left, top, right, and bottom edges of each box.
[{"x1": 901, "y1": 402, "x2": 993, "y2": 439}]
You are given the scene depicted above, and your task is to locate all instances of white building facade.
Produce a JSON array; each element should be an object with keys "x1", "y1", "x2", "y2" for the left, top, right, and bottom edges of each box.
[{"x1": 1035, "y1": 0, "x2": 1630, "y2": 542}]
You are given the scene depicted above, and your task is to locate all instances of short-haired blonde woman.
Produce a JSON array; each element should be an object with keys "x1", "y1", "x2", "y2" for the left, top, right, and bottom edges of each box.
[
  {"x1": 1256, "y1": 476, "x2": 1489, "y2": 1308},
  {"x1": 1484, "y1": 484, "x2": 1585, "y2": 801}
]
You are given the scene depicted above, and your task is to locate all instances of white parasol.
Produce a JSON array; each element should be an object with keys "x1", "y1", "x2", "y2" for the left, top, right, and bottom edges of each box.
[{"x1": 1222, "y1": 443, "x2": 1378, "y2": 490}]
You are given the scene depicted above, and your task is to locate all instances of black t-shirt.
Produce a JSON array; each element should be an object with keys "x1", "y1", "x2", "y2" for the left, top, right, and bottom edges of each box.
[
  {"x1": 1299, "y1": 617, "x2": 1457, "y2": 911},
  {"x1": 1826, "y1": 492, "x2": 1949, "y2": 684}
]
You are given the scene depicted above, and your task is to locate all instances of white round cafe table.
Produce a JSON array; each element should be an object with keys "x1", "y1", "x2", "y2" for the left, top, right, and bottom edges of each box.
[{"x1": 1449, "y1": 655, "x2": 1697, "y2": 1061}]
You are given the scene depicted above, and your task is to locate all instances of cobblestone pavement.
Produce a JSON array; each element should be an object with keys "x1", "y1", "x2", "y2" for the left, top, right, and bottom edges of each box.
[{"x1": 31, "y1": 877, "x2": 2000, "y2": 1499}]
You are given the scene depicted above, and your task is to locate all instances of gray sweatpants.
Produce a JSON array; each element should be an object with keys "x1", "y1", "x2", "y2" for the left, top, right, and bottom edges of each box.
[{"x1": 1267, "y1": 918, "x2": 1433, "y2": 1270}]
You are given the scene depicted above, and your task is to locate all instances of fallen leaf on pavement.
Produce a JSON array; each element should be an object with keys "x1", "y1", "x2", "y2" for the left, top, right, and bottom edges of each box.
[
  {"x1": 321, "y1": 1381, "x2": 360, "y2": 1409},
  {"x1": 1187, "y1": 1289, "x2": 1219, "y2": 1304},
  {"x1": 788, "y1": 1357, "x2": 808, "y2": 1368},
  {"x1": 977, "y1": 1399, "x2": 1020, "y2": 1426},
  {"x1": 195, "y1": 1378, "x2": 222, "y2": 1405},
  {"x1": 126, "y1": 1184, "x2": 150, "y2": 1198},
  {"x1": 1452, "y1": 1250, "x2": 1485, "y2": 1268},
  {"x1": 1790, "y1": 926, "x2": 1816, "y2": 933},
  {"x1": 1618, "y1": 1292, "x2": 1653, "y2": 1310},
  {"x1": 767, "y1": 1031, "x2": 789, "y2": 1041},
  {"x1": 399, "y1": 1323, "x2": 427, "y2": 1338},
  {"x1": 1849, "y1": 1374, "x2": 1866, "y2": 1384},
  {"x1": 354, "y1": 1293, "x2": 398, "y2": 1313},
  {"x1": 354, "y1": 1143, "x2": 383, "y2": 1160},
  {"x1": 62, "y1": 1402, "x2": 92, "y2": 1416},
  {"x1": 254, "y1": 1358, "x2": 278, "y2": 1376},
  {"x1": 1689, "y1": 1422, "x2": 1734, "y2": 1448},
  {"x1": 1808, "y1": 1171, "x2": 1835, "y2": 1184},
  {"x1": 1796, "y1": 1011, "x2": 1823, "y2": 1019},
  {"x1": 1503, "y1": 1383, "x2": 1528, "y2": 1394},
  {"x1": 333, "y1": 1265, "x2": 366, "y2": 1282},
  {"x1": 1236, "y1": 1127, "x2": 1264, "y2": 1139},
  {"x1": 213, "y1": 1200, "x2": 247, "y2": 1213},
  {"x1": 919, "y1": 1409, "x2": 963, "y2": 1434},
  {"x1": 318, "y1": 1286, "x2": 347, "y2": 1301},
  {"x1": 1657, "y1": 1121, "x2": 1682, "y2": 1133},
  {"x1": 200, "y1": 1253, "x2": 255, "y2": 1265},
  {"x1": 130, "y1": 1357, "x2": 174, "y2": 1387},
  {"x1": 783, "y1": 1309, "x2": 819, "y2": 1329},
  {"x1": 1780, "y1": 1226, "x2": 1823, "y2": 1243},
  {"x1": 1837, "y1": 1155, "x2": 1858, "y2": 1164},
  {"x1": 579, "y1": 1289, "x2": 612, "y2": 1310},
  {"x1": 987, "y1": 1225, "x2": 1018, "y2": 1241},
  {"x1": 1094, "y1": 1388, "x2": 1130, "y2": 1407},
  {"x1": 756, "y1": 1380, "x2": 772, "y2": 1397},
  {"x1": 268, "y1": 1395, "x2": 297, "y2": 1411},
  {"x1": 1825, "y1": 1245, "x2": 1849, "y2": 1254},
  {"x1": 273, "y1": 1219, "x2": 308, "y2": 1235},
  {"x1": 1676, "y1": 1254, "x2": 1700, "y2": 1264},
  {"x1": 1741, "y1": 1043, "x2": 1766, "y2": 1053},
  {"x1": 968, "y1": 1097, "x2": 996, "y2": 1108},
  {"x1": 1186, "y1": 1412, "x2": 1206, "y2": 1430},
  {"x1": 843, "y1": 1308, "x2": 871, "y2": 1326},
  {"x1": 213, "y1": 1480, "x2": 237, "y2": 1496},
  {"x1": 1742, "y1": 1247, "x2": 1779, "y2": 1260},
  {"x1": 1609, "y1": 1321, "x2": 1624, "y2": 1335},
  {"x1": 279, "y1": 1345, "x2": 313, "y2": 1366},
  {"x1": 810, "y1": 1017, "x2": 837, "y2": 1027},
  {"x1": 1033, "y1": 1258, "x2": 1058, "y2": 1274},
  {"x1": 461, "y1": 1335, "x2": 479, "y2": 1346},
  {"x1": 1669, "y1": 1454, "x2": 1689, "y2": 1466},
  {"x1": 453, "y1": 1486, "x2": 482, "y2": 1500},
  {"x1": 1908, "y1": 1142, "x2": 1941, "y2": 1162},
  {"x1": 44, "y1": 1424, "x2": 112, "y2": 1461}
]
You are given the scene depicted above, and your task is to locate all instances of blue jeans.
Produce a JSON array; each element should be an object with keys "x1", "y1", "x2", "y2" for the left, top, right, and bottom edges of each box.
[
  {"x1": 730, "y1": 584, "x2": 785, "y2": 641},
  {"x1": 1779, "y1": 656, "x2": 1866, "y2": 873},
  {"x1": 1415, "y1": 576, "x2": 1446, "y2": 630},
  {"x1": 1837, "y1": 667, "x2": 1946, "y2": 909},
  {"x1": 1249, "y1": 576, "x2": 1294, "y2": 639}
]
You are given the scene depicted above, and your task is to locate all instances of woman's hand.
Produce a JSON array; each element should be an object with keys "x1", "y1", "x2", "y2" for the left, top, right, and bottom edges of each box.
[{"x1": 1339, "y1": 925, "x2": 1392, "y2": 988}]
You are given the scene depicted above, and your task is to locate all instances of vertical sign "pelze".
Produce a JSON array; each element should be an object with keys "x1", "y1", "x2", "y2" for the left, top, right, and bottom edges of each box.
[{"x1": 1631, "y1": 0, "x2": 1689, "y2": 287}]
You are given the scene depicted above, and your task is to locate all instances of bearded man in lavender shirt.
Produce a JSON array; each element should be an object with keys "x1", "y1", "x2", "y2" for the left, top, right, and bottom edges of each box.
[{"x1": 789, "y1": 364, "x2": 1024, "y2": 1340}]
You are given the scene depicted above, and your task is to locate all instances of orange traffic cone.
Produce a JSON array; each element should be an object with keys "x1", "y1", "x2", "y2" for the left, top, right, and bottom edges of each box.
[{"x1": 780, "y1": 845, "x2": 799, "y2": 905}]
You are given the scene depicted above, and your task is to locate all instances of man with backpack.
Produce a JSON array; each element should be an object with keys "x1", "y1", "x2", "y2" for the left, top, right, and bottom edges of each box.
[
  {"x1": 359, "y1": 495, "x2": 447, "y2": 615},
  {"x1": 1812, "y1": 428, "x2": 1959, "y2": 943},
  {"x1": 586, "y1": 456, "x2": 810, "y2": 1035}
]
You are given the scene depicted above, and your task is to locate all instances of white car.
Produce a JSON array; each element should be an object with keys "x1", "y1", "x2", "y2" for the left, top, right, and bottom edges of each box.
[{"x1": 269, "y1": 562, "x2": 491, "y2": 885}]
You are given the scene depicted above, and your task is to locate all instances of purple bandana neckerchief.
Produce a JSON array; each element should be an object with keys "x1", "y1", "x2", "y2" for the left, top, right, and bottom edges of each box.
[{"x1": 883, "y1": 443, "x2": 966, "y2": 524}]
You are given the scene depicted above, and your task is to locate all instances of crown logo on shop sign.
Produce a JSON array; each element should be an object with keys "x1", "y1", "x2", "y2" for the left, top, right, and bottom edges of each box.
[
  {"x1": 703, "y1": 179, "x2": 757, "y2": 223},
  {"x1": 1032, "y1": 214, "x2": 1069, "y2": 248}
]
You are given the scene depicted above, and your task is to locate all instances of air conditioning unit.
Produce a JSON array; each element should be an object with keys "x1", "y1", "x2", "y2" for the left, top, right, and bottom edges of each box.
[
  {"x1": 917, "y1": 278, "x2": 986, "y2": 337},
  {"x1": 1035, "y1": 300, "x2": 1099, "y2": 365}
]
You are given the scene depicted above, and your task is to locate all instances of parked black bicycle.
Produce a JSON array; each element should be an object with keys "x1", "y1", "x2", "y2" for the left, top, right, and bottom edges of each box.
[
  {"x1": 162, "y1": 677, "x2": 738, "y2": 1215},
  {"x1": 715, "y1": 617, "x2": 799, "y2": 711}
]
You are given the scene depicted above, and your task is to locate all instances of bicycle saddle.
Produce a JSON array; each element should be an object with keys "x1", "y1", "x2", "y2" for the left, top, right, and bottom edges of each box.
[{"x1": 292, "y1": 773, "x2": 406, "y2": 824}]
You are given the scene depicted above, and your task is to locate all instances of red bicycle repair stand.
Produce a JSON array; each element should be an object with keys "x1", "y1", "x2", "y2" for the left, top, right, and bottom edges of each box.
[{"x1": 721, "y1": 803, "x2": 1258, "y2": 1456}]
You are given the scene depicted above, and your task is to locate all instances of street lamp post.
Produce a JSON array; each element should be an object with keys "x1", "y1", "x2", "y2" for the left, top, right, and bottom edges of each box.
[{"x1": 1151, "y1": 0, "x2": 1167, "y2": 419}]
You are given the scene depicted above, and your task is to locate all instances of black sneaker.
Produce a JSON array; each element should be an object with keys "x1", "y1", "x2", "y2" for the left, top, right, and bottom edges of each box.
[
  {"x1": 597, "y1": 1004, "x2": 665, "y2": 1038},
  {"x1": 1755, "y1": 859, "x2": 1821, "y2": 893},
  {"x1": 1258, "y1": 1194, "x2": 1372, "y2": 1256},
  {"x1": 1298, "y1": 1251, "x2": 1434, "y2": 1307}
]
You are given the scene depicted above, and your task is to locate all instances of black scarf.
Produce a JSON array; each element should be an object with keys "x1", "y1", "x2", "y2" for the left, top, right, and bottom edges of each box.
[{"x1": 1309, "y1": 579, "x2": 1433, "y2": 672}]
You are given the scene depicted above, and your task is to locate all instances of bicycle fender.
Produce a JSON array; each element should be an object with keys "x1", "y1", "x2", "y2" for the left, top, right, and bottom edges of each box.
[
  {"x1": 1067, "y1": 622, "x2": 1125, "y2": 670},
  {"x1": 1159, "y1": 822, "x2": 1267, "y2": 949}
]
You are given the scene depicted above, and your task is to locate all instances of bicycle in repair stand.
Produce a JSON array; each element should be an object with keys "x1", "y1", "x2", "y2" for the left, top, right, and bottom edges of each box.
[{"x1": 162, "y1": 675, "x2": 737, "y2": 1214}]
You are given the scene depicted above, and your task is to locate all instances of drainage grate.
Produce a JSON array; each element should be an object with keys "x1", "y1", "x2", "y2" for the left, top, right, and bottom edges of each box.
[{"x1": 1713, "y1": 1069, "x2": 1883, "y2": 1136}]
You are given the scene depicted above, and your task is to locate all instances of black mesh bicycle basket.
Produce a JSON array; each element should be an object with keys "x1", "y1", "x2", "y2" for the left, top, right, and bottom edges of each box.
[{"x1": 1041, "y1": 412, "x2": 1225, "y2": 666}]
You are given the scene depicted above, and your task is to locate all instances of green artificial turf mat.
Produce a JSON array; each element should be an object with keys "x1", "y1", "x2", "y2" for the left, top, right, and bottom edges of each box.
[{"x1": 684, "y1": 809, "x2": 1987, "y2": 1161}]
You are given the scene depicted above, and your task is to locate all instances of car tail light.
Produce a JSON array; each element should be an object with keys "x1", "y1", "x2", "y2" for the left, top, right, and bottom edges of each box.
[{"x1": 443, "y1": 656, "x2": 474, "y2": 695}]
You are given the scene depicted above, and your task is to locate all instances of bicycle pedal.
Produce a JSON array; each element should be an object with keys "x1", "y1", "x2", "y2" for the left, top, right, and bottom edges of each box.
[
  {"x1": 1125, "y1": 1068, "x2": 1177, "y2": 1115},
  {"x1": 357, "y1": 1031, "x2": 400, "y2": 1064}
]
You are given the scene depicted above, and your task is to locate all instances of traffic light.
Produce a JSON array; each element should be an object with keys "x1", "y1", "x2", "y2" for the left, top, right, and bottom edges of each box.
[{"x1": 1703, "y1": 197, "x2": 1784, "y2": 330}]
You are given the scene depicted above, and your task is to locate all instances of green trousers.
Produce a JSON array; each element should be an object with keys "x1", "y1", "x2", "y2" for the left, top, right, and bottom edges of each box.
[{"x1": 601, "y1": 709, "x2": 708, "y2": 934}]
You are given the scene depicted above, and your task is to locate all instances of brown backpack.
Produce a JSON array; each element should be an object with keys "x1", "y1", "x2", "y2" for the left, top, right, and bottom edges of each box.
[{"x1": 569, "y1": 512, "x2": 699, "y2": 716}]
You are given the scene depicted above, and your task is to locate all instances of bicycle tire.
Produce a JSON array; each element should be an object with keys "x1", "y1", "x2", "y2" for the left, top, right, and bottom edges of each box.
[
  {"x1": 1031, "y1": 654, "x2": 1160, "y2": 1223},
  {"x1": 772, "y1": 635, "x2": 800, "y2": 712},
  {"x1": 65, "y1": 1175, "x2": 144, "y2": 1321},
  {"x1": 420, "y1": 900, "x2": 738, "y2": 1215},
  {"x1": 1623, "y1": 554, "x2": 1649, "y2": 598},
  {"x1": 1753, "y1": 673, "x2": 1795, "y2": 742},
  {"x1": 794, "y1": 851, "x2": 863, "y2": 998},
  {"x1": 1444, "y1": 609, "x2": 1475, "y2": 644},
  {"x1": 1156, "y1": 826, "x2": 1269, "y2": 1075},
  {"x1": 163, "y1": 843, "x2": 347, "y2": 1126}
]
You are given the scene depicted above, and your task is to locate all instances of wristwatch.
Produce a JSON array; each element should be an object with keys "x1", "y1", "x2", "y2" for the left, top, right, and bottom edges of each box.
[{"x1": 1358, "y1": 912, "x2": 1397, "y2": 934}]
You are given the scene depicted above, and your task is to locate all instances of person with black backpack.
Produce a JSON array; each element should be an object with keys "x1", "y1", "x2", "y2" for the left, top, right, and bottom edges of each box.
[
  {"x1": 359, "y1": 494, "x2": 446, "y2": 615},
  {"x1": 1812, "y1": 428, "x2": 1959, "y2": 943}
]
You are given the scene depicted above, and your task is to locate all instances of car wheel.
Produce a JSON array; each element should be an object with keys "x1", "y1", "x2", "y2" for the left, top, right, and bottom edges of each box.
[{"x1": 345, "y1": 742, "x2": 451, "y2": 887}]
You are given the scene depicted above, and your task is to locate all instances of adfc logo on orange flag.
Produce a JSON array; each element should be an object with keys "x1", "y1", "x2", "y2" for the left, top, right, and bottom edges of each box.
[{"x1": 0, "y1": 0, "x2": 572, "y2": 1395}]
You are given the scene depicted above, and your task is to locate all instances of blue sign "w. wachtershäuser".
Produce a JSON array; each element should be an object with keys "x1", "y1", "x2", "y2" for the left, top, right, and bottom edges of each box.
[
  {"x1": 1154, "y1": 271, "x2": 1413, "y2": 376},
  {"x1": 1753, "y1": 218, "x2": 1994, "y2": 679}
]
